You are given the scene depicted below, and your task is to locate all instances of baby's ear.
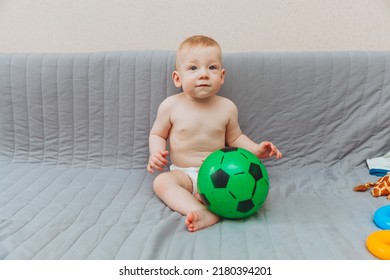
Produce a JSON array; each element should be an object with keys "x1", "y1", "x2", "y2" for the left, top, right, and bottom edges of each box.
[
  {"x1": 172, "y1": 71, "x2": 182, "y2": 87},
  {"x1": 220, "y1": 69, "x2": 226, "y2": 84}
]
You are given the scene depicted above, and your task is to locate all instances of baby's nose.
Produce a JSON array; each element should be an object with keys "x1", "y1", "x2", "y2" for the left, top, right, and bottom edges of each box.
[{"x1": 199, "y1": 69, "x2": 209, "y2": 79}]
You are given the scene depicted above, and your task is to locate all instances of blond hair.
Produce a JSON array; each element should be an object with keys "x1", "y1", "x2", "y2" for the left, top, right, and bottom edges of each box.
[
  {"x1": 175, "y1": 35, "x2": 222, "y2": 69},
  {"x1": 178, "y1": 35, "x2": 221, "y2": 50}
]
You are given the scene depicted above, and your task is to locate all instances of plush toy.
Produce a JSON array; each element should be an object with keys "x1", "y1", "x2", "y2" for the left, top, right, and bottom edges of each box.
[{"x1": 353, "y1": 174, "x2": 390, "y2": 199}]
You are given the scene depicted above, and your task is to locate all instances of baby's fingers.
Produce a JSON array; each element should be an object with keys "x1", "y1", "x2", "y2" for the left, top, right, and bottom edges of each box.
[
  {"x1": 147, "y1": 162, "x2": 155, "y2": 173},
  {"x1": 147, "y1": 159, "x2": 164, "y2": 173},
  {"x1": 150, "y1": 157, "x2": 165, "y2": 169},
  {"x1": 268, "y1": 143, "x2": 277, "y2": 156},
  {"x1": 148, "y1": 160, "x2": 163, "y2": 172},
  {"x1": 269, "y1": 143, "x2": 282, "y2": 159},
  {"x1": 148, "y1": 151, "x2": 169, "y2": 172},
  {"x1": 154, "y1": 151, "x2": 169, "y2": 165},
  {"x1": 264, "y1": 141, "x2": 282, "y2": 159}
]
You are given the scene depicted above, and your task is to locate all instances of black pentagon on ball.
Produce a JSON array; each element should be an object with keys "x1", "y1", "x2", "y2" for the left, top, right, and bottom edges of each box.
[
  {"x1": 249, "y1": 163, "x2": 263, "y2": 181},
  {"x1": 220, "y1": 147, "x2": 238, "y2": 153},
  {"x1": 211, "y1": 169, "x2": 230, "y2": 188},
  {"x1": 237, "y1": 199, "x2": 255, "y2": 213}
]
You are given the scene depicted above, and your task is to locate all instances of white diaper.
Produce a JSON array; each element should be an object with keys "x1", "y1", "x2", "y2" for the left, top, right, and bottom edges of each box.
[{"x1": 170, "y1": 164, "x2": 199, "y2": 194}]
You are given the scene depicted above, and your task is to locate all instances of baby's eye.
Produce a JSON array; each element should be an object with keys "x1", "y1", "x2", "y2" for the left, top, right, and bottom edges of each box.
[
  {"x1": 188, "y1": 66, "x2": 197, "y2": 71},
  {"x1": 209, "y1": 65, "x2": 218, "y2": 70}
]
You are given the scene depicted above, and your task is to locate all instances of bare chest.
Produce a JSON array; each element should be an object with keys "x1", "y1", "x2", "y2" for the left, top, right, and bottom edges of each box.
[{"x1": 170, "y1": 106, "x2": 229, "y2": 140}]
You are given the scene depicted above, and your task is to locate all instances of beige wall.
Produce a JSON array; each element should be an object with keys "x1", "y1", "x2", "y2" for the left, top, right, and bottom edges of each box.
[{"x1": 0, "y1": 0, "x2": 390, "y2": 53}]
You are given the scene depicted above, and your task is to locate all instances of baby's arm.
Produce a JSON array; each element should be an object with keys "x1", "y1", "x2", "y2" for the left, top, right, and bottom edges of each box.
[
  {"x1": 147, "y1": 135, "x2": 169, "y2": 173},
  {"x1": 230, "y1": 134, "x2": 281, "y2": 159},
  {"x1": 225, "y1": 101, "x2": 282, "y2": 159},
  {"x1": 147, "y1": 99, "x2": 173, "y2": 173}
]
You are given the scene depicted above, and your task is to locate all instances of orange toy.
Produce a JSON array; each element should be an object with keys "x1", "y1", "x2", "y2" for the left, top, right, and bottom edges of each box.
[{"x1": 353, "y1": 174, "x2": 390, "y2": 199}]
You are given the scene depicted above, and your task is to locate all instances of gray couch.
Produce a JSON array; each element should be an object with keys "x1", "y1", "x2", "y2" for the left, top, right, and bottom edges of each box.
[{"x1": 0, "y1": 51, "x2": 389, "y2": 259}]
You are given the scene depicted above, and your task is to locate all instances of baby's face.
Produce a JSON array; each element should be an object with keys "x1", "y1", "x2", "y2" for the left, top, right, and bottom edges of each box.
[{"x1": 173, "y1": 46, "x2": 225, "y2": 100}]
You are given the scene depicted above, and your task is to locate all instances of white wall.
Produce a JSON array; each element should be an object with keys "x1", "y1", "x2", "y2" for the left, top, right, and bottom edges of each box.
[{"x1": 0, "y1": 0, "x2": 390, "y2": 53}]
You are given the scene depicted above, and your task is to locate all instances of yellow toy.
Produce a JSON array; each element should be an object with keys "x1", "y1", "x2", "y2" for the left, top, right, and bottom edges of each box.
[
  {"x1": 353, "y1": 174, "x2": 390, "y2": 199},
  {"x1": 366, "y1": 230, "x2": 390, "y2": 260}
]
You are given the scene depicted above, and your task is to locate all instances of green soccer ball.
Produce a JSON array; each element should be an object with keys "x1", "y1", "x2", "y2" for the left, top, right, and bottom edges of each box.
[{"x1": 198, "y1": 147, "x2": 269, "y2": 219}]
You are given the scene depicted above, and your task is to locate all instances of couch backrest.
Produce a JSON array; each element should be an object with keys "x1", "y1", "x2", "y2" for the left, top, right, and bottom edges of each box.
[
  {"x1": 0, "y1": 51, "x2": 389, "y2": 169},
  {"x1": 0, "y1": 51, "x2": 178, "y2": 169},
  {"x1": 221, "y1": 52, "x2": 390, "y2": 169}
]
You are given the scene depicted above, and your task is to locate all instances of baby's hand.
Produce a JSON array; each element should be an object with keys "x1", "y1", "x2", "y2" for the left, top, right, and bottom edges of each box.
[
  {"x1": 147, "y1": 150, "x2": 169, "y2": 173},
  {"x1": 256, "y1": 141, "x2": 282, "y2": 159}
]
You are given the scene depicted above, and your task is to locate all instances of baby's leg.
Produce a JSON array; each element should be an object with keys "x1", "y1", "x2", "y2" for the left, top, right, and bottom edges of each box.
[{"x1": 153, "y1": 171, "x2": 219, "y2": 231}]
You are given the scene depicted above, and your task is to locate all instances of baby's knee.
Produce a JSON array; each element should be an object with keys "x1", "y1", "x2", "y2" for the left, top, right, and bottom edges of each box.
[{"x1": 153, "y1": 172, "x2": 170, "y2": 194}]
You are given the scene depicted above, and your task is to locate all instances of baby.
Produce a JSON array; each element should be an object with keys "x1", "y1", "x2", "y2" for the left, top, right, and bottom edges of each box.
[{"x1": 147, "y1": 35, "x2": 282, "y2": 232}]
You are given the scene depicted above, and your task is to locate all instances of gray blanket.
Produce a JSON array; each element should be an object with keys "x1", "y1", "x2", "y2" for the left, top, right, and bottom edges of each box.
[{"x1": 0, "y1": 51, "x2": 389, "y2": 259}]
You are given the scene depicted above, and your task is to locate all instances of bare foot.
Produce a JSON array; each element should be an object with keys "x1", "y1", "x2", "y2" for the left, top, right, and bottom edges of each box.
[{"x1": 185, "y1": 209, "x2": 220, "y2": 232}]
